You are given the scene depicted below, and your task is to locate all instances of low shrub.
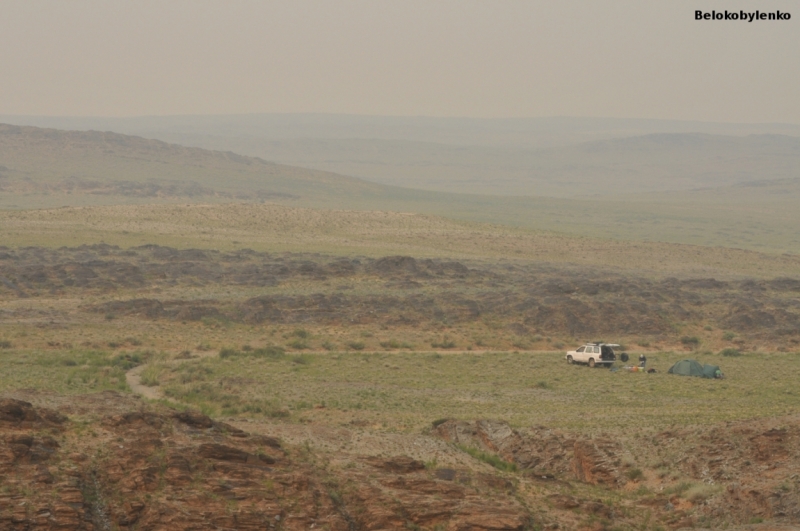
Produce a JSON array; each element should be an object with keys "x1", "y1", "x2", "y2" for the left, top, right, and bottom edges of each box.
[
  {"x1": 686, "y1": 483, "x2": 721, "y2": 502},
  {"x1": 221, "y1": 345, "x2": 286, "y2": 359},
  {"x1": 431, "y1": 337, "x2": 456, "y2": 349},
  {"x1": 720, "y1": 348, "x2": 741, "y2": 357},
  {"x1": 219, "y1": 348, "x2": 239, "y2": 359},
  {"x1": 265, "y1": 407, "x2": 290, "y2": 418},
  {"x1": 179, "y1": 364, "x2": 213, "y2": 383},
  {"x1": 625, "y1": 468, "x2": 644, "y2": 481},
  {"x1": 291, "y1": 328, "x2": 309, "y2": 339},
  {"x1": 291, "y1": 354, "x2": 312, "y2": 365},
  {"x1": 287, "y1": 339, "x2": 309, "y2": 350},
  {"x1": 110, "y1": 351, "x2": 151, "y2": 370},
  {"x1": 380, "y1": 339, "x2": 397, "y2": 349},
  {"x1": 252, "y1": 346, "x2": 285, "y2": 360}
]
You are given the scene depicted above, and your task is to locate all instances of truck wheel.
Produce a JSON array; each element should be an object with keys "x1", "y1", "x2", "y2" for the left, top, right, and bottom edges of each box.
[
  {"x1": 620, "y1": 353, "x2": 629, "y2": 363},
  {"x1": 588, "y1": 358, "x2": 595, "y2": 368},
  {"x1": 567, "y1": 355, "x2": 574, "y2": 364}
]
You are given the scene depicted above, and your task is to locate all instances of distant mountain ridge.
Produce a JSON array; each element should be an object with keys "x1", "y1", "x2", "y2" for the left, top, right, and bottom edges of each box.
[{"x1": 4, "y1": 113, "x2": 800, "y2": 147}]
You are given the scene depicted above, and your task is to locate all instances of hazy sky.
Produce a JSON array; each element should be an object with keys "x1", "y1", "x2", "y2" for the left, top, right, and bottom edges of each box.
[{"x1": 1, "y1": 1, "x2": 798, "y2": 122}]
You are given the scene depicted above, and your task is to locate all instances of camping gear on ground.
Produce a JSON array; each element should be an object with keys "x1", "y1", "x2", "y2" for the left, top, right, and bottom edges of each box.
[{"x1": 668, "y1": 359, "x2": 721, "y2": 379}]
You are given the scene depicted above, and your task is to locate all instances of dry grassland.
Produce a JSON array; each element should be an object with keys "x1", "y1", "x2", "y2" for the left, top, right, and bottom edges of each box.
[{"x1": 3, "y1": 203, "x2": 799, "y2": 278}]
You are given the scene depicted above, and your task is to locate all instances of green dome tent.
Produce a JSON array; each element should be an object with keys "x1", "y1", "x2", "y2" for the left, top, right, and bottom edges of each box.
[
  {"x1": 702, "y1": 364, "x2": 723, "y2": 379},
  {"x1": 668, "y1": 359, "x2": 710, "y2": 378}
]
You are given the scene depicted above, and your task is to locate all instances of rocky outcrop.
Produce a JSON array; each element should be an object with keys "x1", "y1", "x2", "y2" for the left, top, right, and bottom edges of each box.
[
  {"x1": 4, "y1": 390, "x2": 800, "y2": 529},
  {"x1": 571, "y1": 438, "x2": 622, "y2": 486},
  {"x1": 0, "y1": 395, "x2": 532, "y2": 530},
  {"x1": 0, "y1": 398, "x2": 66, "y2": 428},
  {"x1": 751, "y1": 428, "x2": 789, "y2": 462},
  {"x1": 4, "y1": 244, "x2": 800, "y2": 339},
  {"x1": 434, "y1": 419, "x2": 575, "y2": 476},
  {"x1": 173, "y1": 409, "x2": 214, "y2": 429},
  {"x1": 197, "y1": 442, "x2": 276, "y2": 465},
  {"x1": 363, "y1": 454, "x2": 425, "y2": 473},
  {"x1": 435, "y1": 419, "x2": 627, "y2": 487}
]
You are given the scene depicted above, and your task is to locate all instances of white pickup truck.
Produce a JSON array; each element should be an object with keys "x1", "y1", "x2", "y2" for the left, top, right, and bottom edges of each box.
[{"x1": 565, "y1": 343, "x2": 625, "y2": 367}]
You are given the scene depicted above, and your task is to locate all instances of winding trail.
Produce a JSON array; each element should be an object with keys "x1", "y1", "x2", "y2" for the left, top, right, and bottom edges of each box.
[
  {"x1": 125, "y1": 364, "x2": 162, "y2": 400},
  {"x1": 125, "y1": 350, "x2": 222, "y2": 402},
  {"x1": 124, "y1": 348, "x2": 540, "y2": 402}
]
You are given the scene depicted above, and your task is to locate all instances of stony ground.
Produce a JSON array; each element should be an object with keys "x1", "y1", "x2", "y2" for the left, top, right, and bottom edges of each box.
[
  {"x1": 2, "y1": 245, "x2": 799, "y2": 353},
  {"x1": 2, "y1": 389, "x2": 799, "y2": 530}
]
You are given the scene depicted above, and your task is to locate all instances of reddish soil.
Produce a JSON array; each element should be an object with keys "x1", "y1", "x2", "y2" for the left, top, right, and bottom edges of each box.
[{"x1": 2, "y1": 390, "x2": 799, "y2": 530}]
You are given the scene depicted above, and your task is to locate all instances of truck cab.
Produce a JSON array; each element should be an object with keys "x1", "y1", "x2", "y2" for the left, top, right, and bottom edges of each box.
[{"x1": 565, "y1": 343, "x2": 619, "y2": 367}]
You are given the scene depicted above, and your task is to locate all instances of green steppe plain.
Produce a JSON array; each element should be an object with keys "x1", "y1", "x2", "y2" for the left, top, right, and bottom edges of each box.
[{"x1": 3, "y1": 346, "x2": 798, "y2": 436}]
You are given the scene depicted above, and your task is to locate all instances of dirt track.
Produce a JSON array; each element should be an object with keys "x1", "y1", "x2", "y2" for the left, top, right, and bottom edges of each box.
[{"x1": 124, "y1": 365, "x2": 160, "y2": 400}]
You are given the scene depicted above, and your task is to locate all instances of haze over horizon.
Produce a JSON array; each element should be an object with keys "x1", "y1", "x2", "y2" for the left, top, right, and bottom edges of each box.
[
  {"x1": 3, "y1": 1, "x2": 800, "y2": 254},
  {"x1": 2, "y1": 1, "x2": 799, "y2": 123}
]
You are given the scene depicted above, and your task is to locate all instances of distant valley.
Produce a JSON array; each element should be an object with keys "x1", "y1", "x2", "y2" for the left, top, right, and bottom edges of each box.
[
  {"x1": 4, "y1": 114, "x2": 800, "y2": 198},
  {"x1": 2, "y1": 121, "x2": 800, "y2": 254}
]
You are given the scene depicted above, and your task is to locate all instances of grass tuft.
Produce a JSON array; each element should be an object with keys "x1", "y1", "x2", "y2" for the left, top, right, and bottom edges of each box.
[{"x1": 457, "y1": 444, "x2": 517, "y2": 473}]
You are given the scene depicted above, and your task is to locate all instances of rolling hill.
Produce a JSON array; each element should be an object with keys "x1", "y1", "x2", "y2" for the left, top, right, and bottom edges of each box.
[
  {"x1": 4, "y1": 114, "x2": 800, "y2": 198},
  {"x1": 2, "y1": 122, "x2": 800, "y2": 255}
]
